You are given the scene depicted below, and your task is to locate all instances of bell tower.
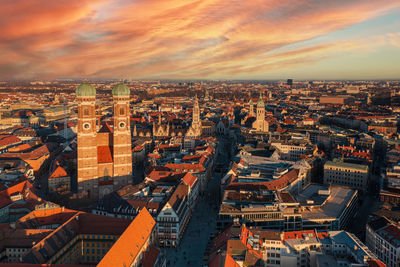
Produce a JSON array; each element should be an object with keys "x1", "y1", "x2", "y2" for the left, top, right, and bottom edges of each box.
[
  {"x1": 185, "y1": 95, "x2": 202, "y2": 138},
  {"x1": 256, "y1": 92, "x2": 265, "y2": 122},
  {"x1": 192, "y1": 95, "x2": 202, "y2": 134},
  {"x1": 112, "y1": 84, "x2": 132, "y2": 186},
  {"x1": 76, "y1": 83, "x2": 98, "y2": 195}
]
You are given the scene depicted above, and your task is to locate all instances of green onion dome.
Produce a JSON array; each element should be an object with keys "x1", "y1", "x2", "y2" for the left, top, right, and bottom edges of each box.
[
  {"x1": 112, "y1": 83, "x2": 130, "y2": 96},
  {"x1": 76, "y1": 83, "x2": 96, "y2": 97}
]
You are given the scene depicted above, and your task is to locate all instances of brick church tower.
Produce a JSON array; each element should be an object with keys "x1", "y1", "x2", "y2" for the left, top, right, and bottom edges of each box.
[
  {"x1": 112, "y1": 84, "x2": 132, "y2": 185},
  {"x1": 76, "y1": 83, "x2": 132, "y2": 199},
  {"x1": 76, "y1": 83, "x2": 98, "y2": 195}
]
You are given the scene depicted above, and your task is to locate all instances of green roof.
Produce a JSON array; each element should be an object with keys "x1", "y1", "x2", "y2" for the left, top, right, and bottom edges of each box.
[
  {"x1": 112, "y1": 83, "x2": 130, "y2": 96},
  {"x1": 76, "y1": 83, "x2": 96, "y2": 97},
  {"x1": 257, "y1": 92, "x2": 264, "y2": 106}
]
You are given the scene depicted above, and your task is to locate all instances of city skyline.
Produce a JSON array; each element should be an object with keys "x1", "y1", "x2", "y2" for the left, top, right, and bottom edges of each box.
[{"x1": 1, "y1": 0, "x2": 400, "y2": 80}]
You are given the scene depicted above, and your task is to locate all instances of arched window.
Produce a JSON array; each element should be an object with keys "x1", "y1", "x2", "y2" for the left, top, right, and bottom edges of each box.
[
  {"x1": 120, "y1": 107, "x2": 125, "y2": 116},
  {"x1": 84, "y1": 108, "x2": 89, "y2": 116}
]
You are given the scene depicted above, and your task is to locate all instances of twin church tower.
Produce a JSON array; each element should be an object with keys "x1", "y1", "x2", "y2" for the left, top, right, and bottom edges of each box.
[{"x1": 76, "y1": 83, "x2": 132, "y2": 199}]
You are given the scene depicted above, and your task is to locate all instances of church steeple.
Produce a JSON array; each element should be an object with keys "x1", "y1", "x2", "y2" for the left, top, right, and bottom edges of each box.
[
  {"x1": 257, "y1": 91, "x2": 264, "y2": 106},
  {"x1": 252, "y1": 90, "x2": 269, "y2": 133},
  {"x1": 112, "y1": 83, "x2": 132, "y2": 180},
  {"x1": 76, "y1": 83, "x2": 98, "y2": 196},
  {"x1": 256, "y1": 91, "x2": 265, "y2": 122},
  {"x1": 193, "y1": 94, "x2": 200, "y2": 125},
  {"x1": 185, "y1": 95, "x2": 202, "y2": 138}
]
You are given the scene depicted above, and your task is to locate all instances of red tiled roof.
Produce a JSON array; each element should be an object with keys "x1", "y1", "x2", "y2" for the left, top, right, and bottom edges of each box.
[
  {"x1": 0, "y1": 135, "x2": 21, "y2": 149},
  {"x1": 132, "y1": 144, "x2": 144, "y2": 152},
  {"x1": 8, "y1": 143, "x2": 32, "y2": 152},
  {"x1": 208, "y1": 226, "x2": 233, "y2": 264},
  {"x1": 98, "y1": 208, "x2": 155, "y2": 267},
  {"x1": 229, "y1": 169, "x2": 299, "y2": 191},
  {"x1": 182, "y1": 173, "x2": 197, "y2": 188},
  {"x1": 76, "y1": 213, "x2": 131, "y2": 235},
  {"x1": 222, "y1": 254, "x2": 240, "y2": 267},
  {"x1": 182, "y1": 154, "x2": 202, "y2": 161},
  {"x1": 141, "y1": 246, "x2": 160, "y2": 267},
  {"x1": 0, "y1": 143, "x2": 56, "y2": 161},
  {"x1": 367, "y1": 259, "x2": 387, "y2": 267},
  {"x1": 164, "y1": 163, "x2": 205, "y2": 172},
  {"x1": 49, "y1": 166, "x2": 68, "y2": 179},
  {"x1": 145, "y1": 166, "x2": 170, "y2": 175},
  {"x1": 16, "y1": 208, "x2": 78, "y2": 228},
  {"x1": 0, "y1": 181, "x2": 35, "y2": 209},
  {"x1": 147, "y1": 170, "x2": 176, "y2": 182},
  {"x1": 168, "y1": 184, "x2": 189, "y2": 211},
  {"x1": 352, "y1": 151, "x2": 372, "y2": 160},
  {"x1": 98, "y1": 146, "x2": 113, "y2": 163},
  {"x1": 283, "y1": 230, "x2": 316, "y2": 240},
  {"x1": 20, "y1": 210, "x2": 131, "y2": 264},
  {"x1": 148, "y1": 153, "x2": 160, "y2": 159}
]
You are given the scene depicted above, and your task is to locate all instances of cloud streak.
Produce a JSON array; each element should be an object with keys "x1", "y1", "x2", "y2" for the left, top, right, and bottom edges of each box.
[{"x1": 0, "y1": 0, "x2": 399, "y2": 79}]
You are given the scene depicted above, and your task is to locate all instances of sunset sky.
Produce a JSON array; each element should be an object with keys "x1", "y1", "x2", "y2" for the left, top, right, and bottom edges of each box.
[{"x1": 1, "y1": 0, "x2": 400, "y2": 80}]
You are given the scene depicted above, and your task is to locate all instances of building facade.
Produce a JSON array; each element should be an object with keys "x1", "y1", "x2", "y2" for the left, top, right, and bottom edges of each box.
[
  {"x1": 366, "y1": 217, "x2": 400, "y2": 267},
  {"x1": 323, "y1": 160, "x2": 369, "y2": 191}
]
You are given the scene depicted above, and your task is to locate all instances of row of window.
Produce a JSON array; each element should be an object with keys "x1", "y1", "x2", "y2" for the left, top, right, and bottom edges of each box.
[
  {"x1": 326, "y1": 168, "x2": 366, "y2": 174},
  {"x1": 85, "y1": 242, "x2": 112, "y2": 248},
  {"x1": 325, "y1": 179, "x2": 363, "y2": 188},
  {"x1": 85, "y1": 248, "x2": 107, "y2": 255},
  {"x1": 267, "y1": 252, "x2": 281, "y2": 258}
]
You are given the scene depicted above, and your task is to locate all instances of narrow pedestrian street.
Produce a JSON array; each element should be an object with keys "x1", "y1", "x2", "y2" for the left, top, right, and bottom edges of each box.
[{"x1": 165, "y1": 137, "x2": 231, "y2": 266}]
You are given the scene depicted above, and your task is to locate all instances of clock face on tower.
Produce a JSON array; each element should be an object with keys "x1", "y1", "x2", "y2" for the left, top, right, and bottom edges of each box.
[
  {"x1": 83, "y1": 122, "x2": 91, "y2": 130},
  {"x1": 119, "y1": 121, "x2": 126, "y2": 129}
]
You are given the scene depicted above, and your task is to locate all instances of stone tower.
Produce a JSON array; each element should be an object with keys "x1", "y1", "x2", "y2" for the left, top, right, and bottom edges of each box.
[
  {"x1": 252, "y1": 91, "x2": 269, "y2": 132},
  {"x1": 256, "y1": 92, "x2": 265, "y2": 122},
  {"x1": 112, "y1": 84, "x2": 132, "y2": 184},
  {"x1": 76, "y1": 83, "x2": 98, "y2": 194},
  {"x1": 185, "y1": 95, "x2": 202, "y2": 137},
  {"x1": 249, "y1": 99, "x2": 254, "y2": 117},
  {"x1": 192, "y1": 95, "x2": 201, "y2": 130}
]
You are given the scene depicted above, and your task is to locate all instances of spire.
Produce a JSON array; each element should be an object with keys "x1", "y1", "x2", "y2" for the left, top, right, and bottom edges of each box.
[
  {"x1": 158, "y1": 106, "x2": 161, "y2": 125},
  {"x1": 257, "y1": 91, "x2": 264, "y2": 106}
]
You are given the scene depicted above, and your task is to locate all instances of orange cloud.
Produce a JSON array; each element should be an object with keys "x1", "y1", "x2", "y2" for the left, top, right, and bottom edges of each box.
[{"x1": 0, "y1": 0, "x2": 399, "y2": 79}]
